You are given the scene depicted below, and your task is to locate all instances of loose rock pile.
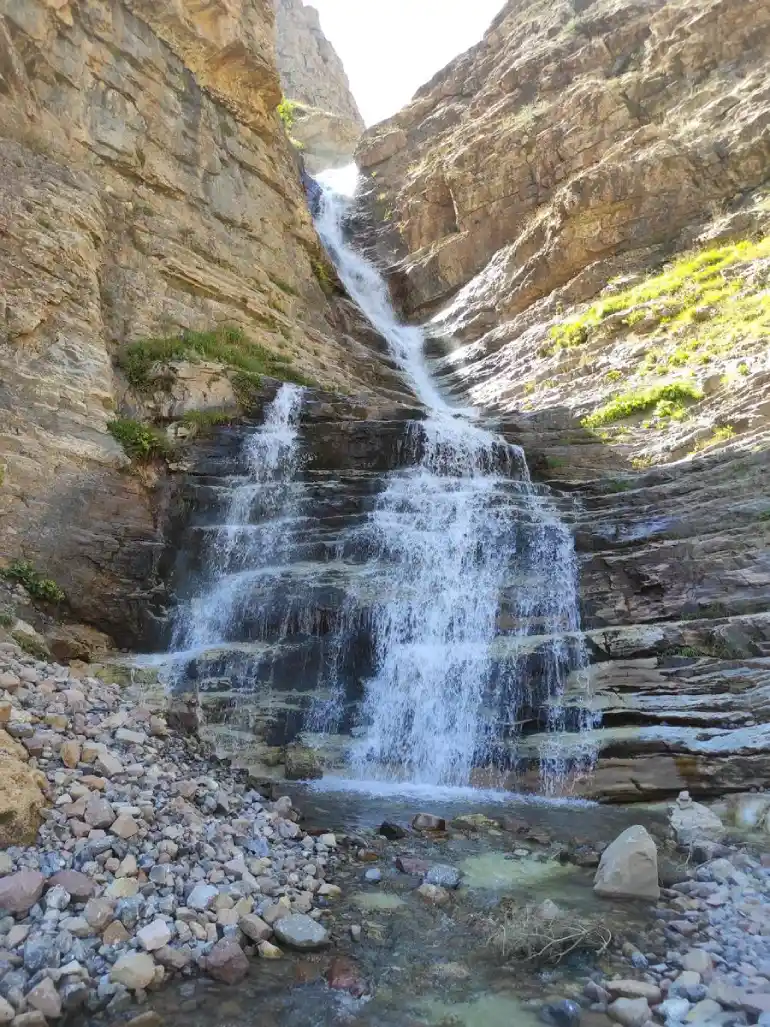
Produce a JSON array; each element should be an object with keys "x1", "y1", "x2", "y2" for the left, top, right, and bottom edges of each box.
[
  {"x1": 0, "y1": 642, "x2": 336, "y2": 1023},
  {"x1": 585, "y1": 800, "x2": 770, "y2": 1027}
]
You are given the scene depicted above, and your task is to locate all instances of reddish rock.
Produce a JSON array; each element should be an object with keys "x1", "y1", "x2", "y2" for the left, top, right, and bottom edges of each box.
[
  {"x1": 395, "y1": 856, "x2": 430, "y2": 876},
  {"x1": 0, "y1": 870, "x2": 44, "y2": 914},
  {"x1": 48, "y1": 870, "x2": 96, "y2": 901},
  {"x1": 205, "y1": 939, "x2": 249, "y2": 984},
  {"x1": 327, "y1": 956, "x2": 368, "y2": 998}
]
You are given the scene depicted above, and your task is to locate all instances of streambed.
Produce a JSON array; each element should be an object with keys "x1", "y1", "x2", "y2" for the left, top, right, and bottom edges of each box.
[{"x1": 149, "y1": 787, "x2": 667, "y2": 1027}]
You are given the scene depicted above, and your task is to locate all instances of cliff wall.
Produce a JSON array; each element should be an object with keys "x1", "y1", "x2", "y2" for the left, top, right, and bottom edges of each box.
[{"x1": 0, "y1": 0, "x2": 391, "y2": 646}]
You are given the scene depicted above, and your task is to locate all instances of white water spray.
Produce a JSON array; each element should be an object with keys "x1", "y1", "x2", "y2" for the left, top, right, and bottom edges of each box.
[
  {"x1": 171, "y1": 384, "x2": 304, "y2": 658},
  {"x1": 314, "y1": 168, "x2": 593, "y2": 789}
]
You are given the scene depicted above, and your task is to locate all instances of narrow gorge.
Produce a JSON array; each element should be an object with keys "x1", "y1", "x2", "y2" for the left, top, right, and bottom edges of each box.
[{"x1": 1, "y1": 0, "x2": 769, "y2": 1024}]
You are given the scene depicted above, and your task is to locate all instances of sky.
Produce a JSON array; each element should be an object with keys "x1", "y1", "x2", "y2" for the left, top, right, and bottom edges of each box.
[{"x1": 309, "y1": 0, "x2": 505, "y2": 126}]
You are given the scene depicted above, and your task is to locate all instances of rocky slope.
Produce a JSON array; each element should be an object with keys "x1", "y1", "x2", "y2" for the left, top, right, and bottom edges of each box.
[
  {"x1": 274, "y1": 0, "x2": 364, "y2": 171},
  {"x1": 0, "y1": 0, "x2": 395, "y2": 647},
  {"x1": 355, "y1": 0, "x2": 770, "y2": 799}
]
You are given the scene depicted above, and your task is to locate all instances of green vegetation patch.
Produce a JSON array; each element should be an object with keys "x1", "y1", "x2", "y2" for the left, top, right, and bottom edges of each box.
[
  {"x1": 116, "y1": 326, "x2": 310, "y2": 390},
  {"x1": 11, "y1": 631, "x2": 51, "y2": 660},
  {"x1": 582, "y1": 381, "x2": 702, "y2": 429},
  {"x1": 108, "y1": 419, "x2": 170, "y2": 462},
  {"x1": 546, "y1": 237, "x2": 770, "y2": 362},
  {"x1": 277, "y1": 98, "x2": 298, "y2": 132},
  {"x1": 180, "y1": 409, "x2": 240, "y2": 432},
  {"x1": 2, "y1": 561, "x2": 65, "y2": 603}
]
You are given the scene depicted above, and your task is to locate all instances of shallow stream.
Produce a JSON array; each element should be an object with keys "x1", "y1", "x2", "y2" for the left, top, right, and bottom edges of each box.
[{"x1": 150, "y1": 787, "x2": 666, "y2": 1027}]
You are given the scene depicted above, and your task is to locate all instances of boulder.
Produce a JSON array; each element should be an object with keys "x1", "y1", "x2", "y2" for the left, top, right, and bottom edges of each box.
[
  {"x1": 205, "y1": 939, "x2": 248, "y2": 984},
  {"x1": 411, "y1": 813, "x2": 446, "y2": 832},
  {"x1": 273, "y1": 913, "x2": 330, "y2": 950},
  {"x1": 0, "y1": 870, "x2": 45, "y2": 914},
  {"x1": 283, "y1": 745, "x2": 322, "y2": 781},
  {"x1": 669, "y1": 791, "x2": 725, "y2": 847},
  {"x1": 0, "y1": 730, "x2": 47, "y2": 846},
  {"x1": 110, "y1": 952, "x2": 156, "y2": 990},
  {"x1": 607, "y1": 997, "x2": 651, "y2": 1027},
  {"x1": 594, "y1": 825, "x2": 660, "y2": 901}
]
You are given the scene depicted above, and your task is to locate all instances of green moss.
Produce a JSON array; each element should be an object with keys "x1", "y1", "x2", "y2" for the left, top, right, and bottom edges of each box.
[
  {"x1": 311, "y1": 259, "x2": 337, "y2": 295},
  {"x1": 663, "y1": 646, "x2": 708, "y2": 659},
  {"x1": 277, "y1": 98, "x2": 297, "y2": 132},
  {"x1": 582, "y1": 381, "x2": 703, "y2": 428},
  {"x1": 689, "y1": 425, "x2": 736, "y2": 455},
  {"x1": 2, "y1": 561, "x2": 65, "y2": 603},
  {"x1": 116, "y1": 325, "x2": 309, "y2": 389},
  {"x1": 11, "y1": 631, "x2": 50, "y2": 660},
  {"x1": 0, "y1": 609, "x2": 14, "y2": 628},
  {"x1": 604, "y1": 479, "x2": 632, "y2": 493}
]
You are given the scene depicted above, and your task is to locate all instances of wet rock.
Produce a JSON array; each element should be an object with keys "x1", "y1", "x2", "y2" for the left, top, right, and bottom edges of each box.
[
  {"x1": 395, "y1": 856, "x2": 430, "y2": 876},
  {"x1": 0, "y1": 997, "x2": 14, "y2": 1024},
  {"x1": 540, "y1": 999, "x2": 582, "y2": 1027},
  {"x1": 607, "y1": 996, "x2": 651, "y2": 1027},
  {"x1": 205, "y1": 939, "x2": 248, "y2": 985},
  {"x1": 606, "y1": 981, "x2": 662, "y2": 1005},
  {"x1": 258, "y1": 941, "x2": 282, "y2": 959},
  {"x1": 284, "y1": 745, "x2": 322, "y2": 781},
  {"x1": 0, "y1": 871, "x2": 44, "y2": 914},
  {"x1": 327, "y1": 956, "x2": 367, "y2": 997},
  {"x1": 424, "y1": 864, "x2": 462, "y2": 889},
  {"x1": 364, "y1": 868, "x2": 382, "y2": 883},
  {"x1": 110, "y1": 952, "x2": 156, "y2": 991},
  {"x1": 273, "y1": 914, "x2": 330, "y2": 951},
  {"x1": 378, "y1": 821, "x2": 407, "y2": 840},
  {"x1": 411, "y1": 813, "x2": 446, "y2": 832},
  {"x1": 416, "y1": 883, "x2": 450, "y2": 904},
  {"x1": 594, "y1": 826, "x2": 660, "y2": 901}
]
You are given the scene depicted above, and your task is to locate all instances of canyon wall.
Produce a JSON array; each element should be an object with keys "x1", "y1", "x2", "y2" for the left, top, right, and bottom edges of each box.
[
  {"x1": 357, "y1": 0, "x2": 770, "y2": 799},
  {"x1": 273, "y1": 0, "x2": 364, "y2": 171},
  {"x1": 0, "y1": 0, "x2": 392, "y2": 647}
]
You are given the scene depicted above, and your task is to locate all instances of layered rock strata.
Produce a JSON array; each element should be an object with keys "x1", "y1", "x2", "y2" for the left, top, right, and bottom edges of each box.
[
  {"x1": 353, "y1": 0, "x2": 770, "y2": 799},
  {"x1": 0, "y1": 0, "x2": 390, "y2": 645},
  {"x1": 274, "y1": 0, "x2": 364, "y2": 170}
]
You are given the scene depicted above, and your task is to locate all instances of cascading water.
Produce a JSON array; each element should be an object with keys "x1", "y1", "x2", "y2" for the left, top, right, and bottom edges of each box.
[
  {"x1": 164, "y1": 386, "x2": 306, "y2": 758},
  {"x1": 313, "y1": 168, "x2": 595, "y2": 791}
]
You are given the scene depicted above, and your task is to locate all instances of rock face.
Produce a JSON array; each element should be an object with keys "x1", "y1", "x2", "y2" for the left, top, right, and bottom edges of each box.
[
  {"x1": 594, "y1": 825, "x2": 660, "y2": 900},
  {"x1": 359, "y1": 0, "x2": 770, "y2": 320},
  {"x1": 354, "y1": 0, "x2": 770, "y2": 800},
  {"x1": 274, "y1": 0, "x2": 364, "y2": 170},
  {"x1": 0, "y1": 0, "x2": 390, "y2": 646}
]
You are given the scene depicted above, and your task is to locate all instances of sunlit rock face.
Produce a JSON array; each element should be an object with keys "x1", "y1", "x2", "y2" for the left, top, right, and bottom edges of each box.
[
  {"x1": 0, "y1": 0, "x2": 392, "y2": 645},
  {"x1": 353, "y1": 0, "x2": 770, "y2": 801},
  {"x1": 273, "y1": 0, "x2": 364, "y2": 171}
]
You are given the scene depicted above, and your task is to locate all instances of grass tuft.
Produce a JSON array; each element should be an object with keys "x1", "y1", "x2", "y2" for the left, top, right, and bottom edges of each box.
[
  {"x1": 108, "y1": 419, "x2": 170, "y2": 462},
  {"x1": 2, "y1": 561, "x2": 65, "y2": 603},
  {"x1": 116, "y1": 326, "x2": 310, "y2": 390},
  {"x1": 582, "y1": 381, "x2": 702, "y2": 428}
]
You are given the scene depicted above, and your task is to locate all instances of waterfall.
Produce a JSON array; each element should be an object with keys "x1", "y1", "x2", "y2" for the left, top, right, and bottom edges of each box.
[
  {"x1": 313, "y1": 169, "x2": 595, "y2": 790},
  {"x1": 171, "y1": 386, "x2": 303, "y2": 665}
]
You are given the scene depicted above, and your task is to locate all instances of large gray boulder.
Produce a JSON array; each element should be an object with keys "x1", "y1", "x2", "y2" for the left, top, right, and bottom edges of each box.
[
  {"x1": 594, "y1": 825, "x2": 659, "y2": 901},
  {"x1": 669, "y1": 791, "x2": 725, "y2": 847}
]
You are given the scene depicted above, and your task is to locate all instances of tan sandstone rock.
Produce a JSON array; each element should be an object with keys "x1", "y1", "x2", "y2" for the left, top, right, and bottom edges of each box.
[{"x1": 0, "y1": 729, "x2": 47, "y2": 847}]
